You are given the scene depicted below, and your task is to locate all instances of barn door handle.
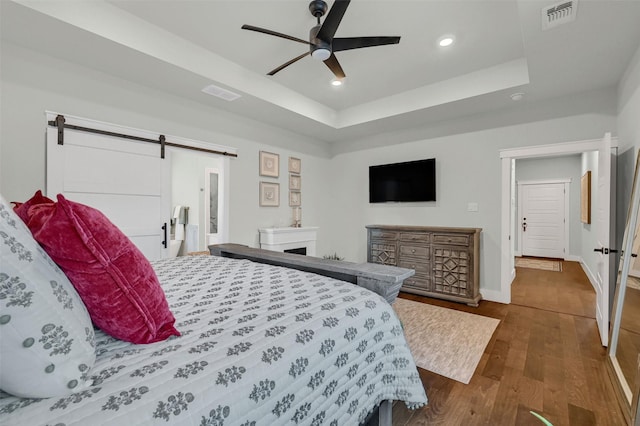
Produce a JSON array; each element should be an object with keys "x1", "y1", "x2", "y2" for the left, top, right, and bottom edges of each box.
[
  {"x1": 593, "y1": 247, "x2": 612, "y2": 254},
  {"x1": 161, "y1": 223, "x2": 167, "y2": 248}
]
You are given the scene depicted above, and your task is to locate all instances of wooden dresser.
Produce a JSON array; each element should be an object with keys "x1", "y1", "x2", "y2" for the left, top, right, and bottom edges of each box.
[{"x1": 366, "y1": 225, "x2": 482, "y2": 306}]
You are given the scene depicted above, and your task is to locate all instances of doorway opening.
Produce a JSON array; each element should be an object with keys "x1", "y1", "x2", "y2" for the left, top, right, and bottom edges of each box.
[{"x1": 500, "y1": 135, "x2": 617, "y2": 346}]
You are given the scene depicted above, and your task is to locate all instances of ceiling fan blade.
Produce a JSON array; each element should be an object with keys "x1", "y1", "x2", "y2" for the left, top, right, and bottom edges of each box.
[
  {"x1": 267, "y1": 52, "x2": 310, "y2": 76},
  {"x1": 332, "y1": 36, "x2": 401, "y2": 52},
  {"x1": 323, "y1": 53, "x2": 346, "y2": 79},
  {"x1": 316, "y1": 0, "x2": 350, "y2": 42},
  {"x1": 242, "y1": 24, "x2": 313, "y2": 46}
]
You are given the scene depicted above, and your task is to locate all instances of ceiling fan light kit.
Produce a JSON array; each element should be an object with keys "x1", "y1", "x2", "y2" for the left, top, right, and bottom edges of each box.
[
  {"x1": 242, "y1": 0, "x2": 400, "y2": 80},
  {"x1": 438, "y1": 35, "x2": 455, "y2": 47}
]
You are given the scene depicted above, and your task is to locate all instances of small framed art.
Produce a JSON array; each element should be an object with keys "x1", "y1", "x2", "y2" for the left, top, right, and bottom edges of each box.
[
  {"x1": 259, "y1": 182, "x2": 280, "y2": 207},
  {"x1": 259, "y1": 151, "x2": 279, "y2": 177},
  {"x1": 288, "y1": 157, "x2": 301, "y2": 174},
  {"x1": 289, "y1": 174, "x2": 301, "y2": 190},
  {"x1": 289, "y1": 191, "x2": 301, "y2": 207}
]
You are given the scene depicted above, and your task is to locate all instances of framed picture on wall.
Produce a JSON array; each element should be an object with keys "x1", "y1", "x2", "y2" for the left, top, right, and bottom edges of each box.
[
  {"x1": 288, "y1": 157, "x2": 301, "y2": 174},
  {"x1": 289, "y1": 174, "x2": 301, "y2": 190},
  {"x1": 289, "y1": 191, "x2": 301, "y2": 207},
  {"x1": 259, "y1": 182, "x2": 280, "y2": 207},
  {"x1": 259, "y1": 151, "x2": 279, "y2": 177}
]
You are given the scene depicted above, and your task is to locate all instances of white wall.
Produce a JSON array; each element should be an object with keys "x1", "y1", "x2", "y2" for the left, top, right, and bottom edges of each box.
[
  {"x1": 0, "y1": 40, "x2": 621, "y2": 302},
  {"x1": 617, "y1": 43, "x2": 640, "y2": 247},
  {"x1": 514, "y1": 155, "x2": 582, "y2": 257},
  {"x1": 327, "y1": 114, "x2": 617, "y2": 298},
  {"x1": 0, "y1": 42, "x2": 334, "y2": 256},
  {"x1": 580, "y1": 151, "x2": 600, "y2": 282}
]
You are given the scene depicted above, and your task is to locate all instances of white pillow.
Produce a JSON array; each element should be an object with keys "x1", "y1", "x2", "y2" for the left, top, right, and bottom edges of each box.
[{"x1": 0, "y1": 194, "x2": 96, "y2": 398}]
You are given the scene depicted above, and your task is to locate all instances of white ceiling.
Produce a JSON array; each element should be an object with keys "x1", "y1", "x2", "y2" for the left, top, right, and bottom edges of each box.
[{"x1": 3, "y1": 0, "x2": 640, "y2": 146}]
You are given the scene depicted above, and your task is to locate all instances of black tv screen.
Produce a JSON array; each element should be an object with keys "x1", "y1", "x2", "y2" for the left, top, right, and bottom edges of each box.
[{"x1": 369, "y1": 158, "x2": 436, "y2": 203}]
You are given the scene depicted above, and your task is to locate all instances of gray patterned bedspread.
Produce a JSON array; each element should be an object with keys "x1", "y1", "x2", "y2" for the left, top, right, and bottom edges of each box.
[{"x1": 0, "y1": 255, "x2": 427, "y2": 425}]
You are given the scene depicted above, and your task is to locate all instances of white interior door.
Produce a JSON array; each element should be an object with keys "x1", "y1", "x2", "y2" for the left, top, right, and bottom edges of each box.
[
  {"x1": 595, "y1": 132, "x2": 612, "y2": 347},
  {"x1": 46, "y1": 113, "x2": 171, "y2": 260},
  {"x1": 520, "y1": 182, "x2": 566, "y2": 258}
]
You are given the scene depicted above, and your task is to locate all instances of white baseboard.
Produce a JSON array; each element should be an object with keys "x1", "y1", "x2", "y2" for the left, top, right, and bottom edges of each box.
[
  {"x1": 578, "y1": 257, "x2": 598, "y2": 292},
  {"x1": 481, "y1": 288, "x2": 510, "y2": 304},
  {"x1": 564, "y1": 254, "x2": 581, "y2": 262}
]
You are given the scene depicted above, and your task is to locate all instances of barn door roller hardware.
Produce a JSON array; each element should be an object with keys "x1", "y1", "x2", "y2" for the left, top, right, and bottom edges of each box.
[{"x1": 47, "y1": 114, "x2": 238, "y2": 159}]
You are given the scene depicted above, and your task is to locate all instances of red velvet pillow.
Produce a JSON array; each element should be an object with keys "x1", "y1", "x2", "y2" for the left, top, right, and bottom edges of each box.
[
  {"x1": 17, "y1": 192, "x2": 179, "y2": 344},
  {"x1": 12, "y1": 190, "x2": 54, "y2": 223}
]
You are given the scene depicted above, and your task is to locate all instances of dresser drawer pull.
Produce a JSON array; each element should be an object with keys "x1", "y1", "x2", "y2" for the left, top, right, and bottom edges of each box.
[{"x1": 411, "y1": 249, "x2": 416, "y2": 253}]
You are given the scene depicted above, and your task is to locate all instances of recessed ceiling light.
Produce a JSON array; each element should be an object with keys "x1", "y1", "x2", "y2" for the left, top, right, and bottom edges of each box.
[
  {"x1": 331, "y1": 79, "x2": 343, "y2": 87},
  {"x1": 438, "y1": 35, "x2": 455, "y2": 47},
  {"x1": 510, "y1": 92, "x2": 525, "y2": 101}
]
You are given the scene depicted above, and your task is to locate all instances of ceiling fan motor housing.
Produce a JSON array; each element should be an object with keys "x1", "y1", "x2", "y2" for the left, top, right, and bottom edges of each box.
[
  {"x1": 309, "y1": 0, "x2": 328, "y2": 18},
  {"x1": 310, "y1": 25, "x2": 331, "y2": 60}
]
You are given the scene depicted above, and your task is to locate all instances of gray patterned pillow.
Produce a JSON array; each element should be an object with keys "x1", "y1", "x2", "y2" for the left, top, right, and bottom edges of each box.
[{"x1": 0, "y1": 194, "x2": 96, "y2": 398}]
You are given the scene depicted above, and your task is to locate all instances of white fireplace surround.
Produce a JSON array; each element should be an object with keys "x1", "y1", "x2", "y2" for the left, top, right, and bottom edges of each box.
[{"x1": 258, "y1": 227, "x2": 318, "y2": 256}]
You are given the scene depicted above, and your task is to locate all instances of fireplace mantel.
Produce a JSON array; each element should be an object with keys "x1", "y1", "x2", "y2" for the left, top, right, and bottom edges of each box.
[{"x1": 258, "y1": 226, "x2": 318, "y2": 256}]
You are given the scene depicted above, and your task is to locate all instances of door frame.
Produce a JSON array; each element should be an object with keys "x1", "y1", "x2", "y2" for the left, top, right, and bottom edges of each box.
[
  {"x1": 497, "y1": 137, "x2": 618, "y2": 304},
  {"x1": 516, "y1": 179, "x2": 570, "y2": 259}
]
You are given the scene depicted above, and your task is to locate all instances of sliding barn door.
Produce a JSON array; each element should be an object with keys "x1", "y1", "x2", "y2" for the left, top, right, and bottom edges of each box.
[{"x1": 46, "y1": 113, "x2": 170, "y2": 260}]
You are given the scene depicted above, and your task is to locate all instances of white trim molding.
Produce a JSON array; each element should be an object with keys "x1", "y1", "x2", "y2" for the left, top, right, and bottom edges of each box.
[{"x1": 499, "y1": 136, "x2": 618, "y2": 304}]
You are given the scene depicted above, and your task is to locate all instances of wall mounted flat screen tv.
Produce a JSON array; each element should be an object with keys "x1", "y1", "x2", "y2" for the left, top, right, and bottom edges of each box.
[{"x1": 369, "y1": 158, "x2": 436, "y2": 203}]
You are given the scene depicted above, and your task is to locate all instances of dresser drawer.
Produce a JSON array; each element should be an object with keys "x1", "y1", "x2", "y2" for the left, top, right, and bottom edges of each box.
[
  {"x1": 370, "y1": 242, "x2": 397, "y2": 265},
  {"x1": 369, "y1": 229, "x2": 398, "y2": 240},
  {"x1": 399, "y1": 245, "x2": 429, "y2": 258},
  {"x1": 398, "y1": 260, "x2": 430, "y2": 275},
  {"x1": 432, "y1": 234, "x2": 469, "y2": 246},
  {"x1": 399, "y1": 232, "x2": 430, "y2": 243},
  {"x1": 402, "y1": 275, "x2": 430, "y2": 290}
]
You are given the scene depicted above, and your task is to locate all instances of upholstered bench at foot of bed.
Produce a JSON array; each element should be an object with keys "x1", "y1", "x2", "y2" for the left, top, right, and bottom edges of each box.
[{"x1": 208, "y1": 243, "x2": 415, "y2": 304}]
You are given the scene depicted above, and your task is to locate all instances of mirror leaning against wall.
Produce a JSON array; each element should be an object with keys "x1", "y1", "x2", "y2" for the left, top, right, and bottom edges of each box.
[{"x1": 608, "y1": 149, "x2": 640, "y2": 426}]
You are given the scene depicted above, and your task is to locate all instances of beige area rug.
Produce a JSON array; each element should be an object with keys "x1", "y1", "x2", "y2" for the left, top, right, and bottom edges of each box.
[
  {"x1": 515, "y1": 257, "x2": 562, "y2": 272},
  {"x1": 392, "y1": 298, "x2": 499, "y2": 384}
]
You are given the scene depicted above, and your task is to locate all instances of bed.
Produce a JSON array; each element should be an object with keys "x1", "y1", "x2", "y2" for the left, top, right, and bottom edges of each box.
[{"x1": 0, "y1": 253, "x2": 428, "y2": 425}]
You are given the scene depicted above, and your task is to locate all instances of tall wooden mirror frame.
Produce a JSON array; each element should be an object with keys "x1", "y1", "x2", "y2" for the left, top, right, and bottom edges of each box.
[{"x1": 608, "y1": 149, "x2": 640, "y2": 425}]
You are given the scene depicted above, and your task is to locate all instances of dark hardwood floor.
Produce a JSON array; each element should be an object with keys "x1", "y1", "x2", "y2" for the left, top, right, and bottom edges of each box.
[{"x1": 392, "y1": 260, "x2": 626, "y2": 425}]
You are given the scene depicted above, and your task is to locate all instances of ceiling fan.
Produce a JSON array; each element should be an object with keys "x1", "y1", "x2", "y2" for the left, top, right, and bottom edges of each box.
[{"x1": 241, "y1": 0, "x2": 400, "y2": 79}]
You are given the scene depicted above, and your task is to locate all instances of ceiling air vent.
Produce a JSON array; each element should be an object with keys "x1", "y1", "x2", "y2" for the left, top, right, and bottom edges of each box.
[
  {"x1": 201, "y1": 84, "x2": 241, "y2": 102},
  {"x1": 542, "y1": 0, "x2": 578, "y2": 30}
]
